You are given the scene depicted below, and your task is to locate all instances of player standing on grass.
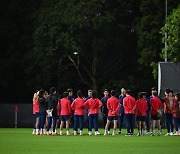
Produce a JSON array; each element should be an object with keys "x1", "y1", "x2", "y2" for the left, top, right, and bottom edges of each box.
[
  {"x1": 136, "y1": 92, "x2": 148, "y2": 136},
  {"x1": 85, "y1": 89, "x2": 93, "y2": 133},
  {"x1": 32, "y1": 90, "x2": 40, "y2": 135},
  {"x1": 38, "y1": 89, "x2": 47, "y2": 135},
  {"x1": 71, "y1": 90, "x2": 85, "y2": 135},
  {"x1": 150, "y1": 91, "x2": 162, "y2": 136},
  {"x1": 46, "y1": 87, "x2": 58, "y2": 135},
  {"x1": 173, "y1": 93, "x2": 180, "y2": 136},
  {"x1": 84, "y1": 90, "x2": 103, "y2": 136},
  {"x1": 123, "y1": 90, "x2": 136, "y2": 136},
  {"x1": 59, "y1": 92, "x2": 71, "y2": 136},
  {"x1": 67, "y1": 88, "x2": 75, "y2": 129},
  {"x1": 164, "y1": 89, "x2": 175, "y2": 136},
  {"x1": 104, "y1": 90, "x2": 120, "y2": 136},
  {"x1": 118, "y1": 88, "x2": 126, "y2": 134},
  {"x1": 101, "y1": 89, "x2": 110, "y2": 134}
]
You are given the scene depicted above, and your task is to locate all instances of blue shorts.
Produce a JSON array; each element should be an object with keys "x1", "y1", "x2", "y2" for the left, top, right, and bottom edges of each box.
[
  {"x1": 151, "y1": 115, "x2": 160, "y2": 120},
  {"x1": 61, "y1": 115, "x2": 70, "y2": 122},
  {"x1": 107, "y1": 116, "x2": 118, "y2": 121},
  {"x1": 34, "y1": 112, "x2": 40, "y2": 118},
  {"x1": 136, "y1": 116, "x2": 146, "y2": 122}
]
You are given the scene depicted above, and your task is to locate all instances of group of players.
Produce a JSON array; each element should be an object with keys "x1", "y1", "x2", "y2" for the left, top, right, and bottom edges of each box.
[{"x1": 32, "y1": 87, "x2": 180, "y2": 136}]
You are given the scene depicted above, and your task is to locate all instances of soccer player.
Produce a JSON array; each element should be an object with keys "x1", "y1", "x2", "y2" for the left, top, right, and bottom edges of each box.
[
  {"x1": 38, "y1": 89, "x2": 47, "y2": 135},
  {"x1": 104, "y1": 90, "x2": 120, "y2": 136},
  {"x1": 136, "y1": 92, "x2": 148, "y2": 136},
  {"x1": 32, "y1": 91, "x2": 40, "y2": 135},
  {"x1": 46, "y1": 87, "x2": 58, "y2": 135},
  {"x1": 71, "y1": 90, "x2": 85, "y2": 135},
  {"x1": 164, "y1": 88, "x2": 175, "y2": 136},
  {"x1": 118, "y1": 88, "x2": 126, "y2": 134},
  {"x1": 84, "y1": 90, "x2": 103, "y2": 135},
  {"x1": 85, "y1": 89, "x2": 93, "y2": 132},
  {"x1": 67, "y1": 88, "x2": 75, "y2": 129},
  {"x1": 59, "y1": 92, "x2": 71, "y2": 136},
  {"x1": 101, "y1": 89, "x2": 110, "y2": 134},
  {"x1": 150, "y1": 91, "x2": 162, "y2": 136},
  {"x1": 123, "y1": 90, "x2": 136, "y2": 136},
  {"x1": 173, "y1": 92, "x2": 180, "y2": 136}
]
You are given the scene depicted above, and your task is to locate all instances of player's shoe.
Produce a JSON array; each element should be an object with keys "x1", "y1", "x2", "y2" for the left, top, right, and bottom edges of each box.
[
  {"x1": 157, "y1": 132, "x2": 161, "y2": 136},
  {"x1": 32, "y1": 129, "x2": 36, "y2": 135},
  {"x1": 112, "y1": 131, "x2": 115, "y2": 136},
  {"x1": 137, "y1": 132, "x2": 141, "y2": 136},
  {"x1": 104, "y1": 130, "x2": 108, "y2": 136},
  {"x1": 88, "y1": 131, "x2": 92, "y2": 136},
  {"x1": 164, "y1": 133, "x2": 170, "y2": 136},
  {"x1": 74, "y1": 131, "x2": 77, "y2": 136},
  {"x1": 96, "y1": 132, "x2": 100, "y2": 135},
  {"x1": 107, "y1": 131, "x2": 110, "y2": 135},
  {"x1": 125, "y1": 133, "x2": 131, "y2": 136},
  {"x1": 151, "y1": 132, "x2": 155, "y2": 136},
  {"x1": 118, "y1": 131, "x2": 121, "y2": 134},
  {"x1": 66, "y1": 131, "x2": 70, "y2": 136},
  {"x1": 59, "y1": 131, "x2": 62, "y2": 136},
  {"x1": 80, "y1": 130, "x2": 83, "y2": 136}
]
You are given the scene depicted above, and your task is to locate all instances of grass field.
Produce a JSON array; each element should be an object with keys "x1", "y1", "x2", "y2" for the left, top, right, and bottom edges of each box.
[{"x1": 0, "y1": 128, "x2": 179, "y2": 154}]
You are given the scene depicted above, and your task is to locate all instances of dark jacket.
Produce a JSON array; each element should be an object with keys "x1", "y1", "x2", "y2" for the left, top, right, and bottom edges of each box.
[
  {"x1": 38, "y1": 97, "x2": 46, "y2": 112},
  {"x1": 47, "y1": 94, "x2": 58, "y2": 111}
]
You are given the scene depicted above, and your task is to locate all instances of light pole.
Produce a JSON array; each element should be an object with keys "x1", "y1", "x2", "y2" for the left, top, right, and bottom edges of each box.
[{"x1": 165, "y1": 0, "x2": 168, "y2": 62}]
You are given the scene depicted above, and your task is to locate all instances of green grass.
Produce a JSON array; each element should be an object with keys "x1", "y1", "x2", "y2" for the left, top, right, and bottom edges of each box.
[{"x1": 0, "y1": 128, "x2": 179, "y2": 154}]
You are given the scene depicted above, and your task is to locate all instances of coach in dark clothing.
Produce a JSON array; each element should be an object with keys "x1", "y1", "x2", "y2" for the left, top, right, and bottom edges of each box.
[{"x1": 47, "y1": 87, "x2": 58, "y2": 135}]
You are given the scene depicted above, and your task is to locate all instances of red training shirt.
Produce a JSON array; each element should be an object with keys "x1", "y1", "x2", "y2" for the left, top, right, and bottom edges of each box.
[
  {"x1": 150, "y1": 96, "x2": 162, "y2": 115},
  {"x1": 123, "y1": 95, "x2": 136, "y2": 114},
  {"x1": 60, "y1": 98, "x2": 71, "y2": 115},
  {"x1": 71, "y1": 97, "x2": 85, "y2": 115},
  {"x1": 164, "y1": 97, "x2": 175, "y2": 114},
  {"x1": 107, "y1": 96, "x2": 120, "y2": 116},
  {"x1": 84, "y1": 98, "x2": 103, "y2": 115},
  {"x1": 33, "y1": 97, "x2": 39, "y2": 114},
  {"x1": 136, "y1": 98, "x2": 148, "y2": 116}
]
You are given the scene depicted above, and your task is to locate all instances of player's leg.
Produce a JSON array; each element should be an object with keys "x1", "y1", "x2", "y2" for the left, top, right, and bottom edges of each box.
[
  {"x1": 157, "y1": 119, "x2": 161, "y2": 136},
  {"x1": 94, "y1": 114, "x2": 99, "y2": 135},
  {"x1": 112, "y1": 118, "x2": 118, "y2": 136},
  {"x1": 104, "y1": 118, "x2": 111, "y2": 135},
  {"x1": 88, "y1": 114, "x2": 93, "y2": 135},
  {"x1": 79, "y1": 115, "x2": 84, "y2": 135},
  {"x1": 74, "y1": 115, "x2": 78, "y2": 135},
  {"x1": 60, "y1": 116, "x2": 65, "y2": 135},
  {"x1": 125, "y1": 114, "x2": 130, "y2": 136},
  {"x1": 65, "y1": 116, "x2": 70, "y2": 135}
]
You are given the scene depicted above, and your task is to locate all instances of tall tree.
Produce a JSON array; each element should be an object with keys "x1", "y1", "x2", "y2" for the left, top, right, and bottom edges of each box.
[
  {"x1": 161, "y1": 5, "x2": 180, "y2": 62},
  {"x1": 33, "y1": 0, "x2": 142, "y2": 92},
  {"x1": 137, "y1": 0, "x2": 179, "y2": 78}
]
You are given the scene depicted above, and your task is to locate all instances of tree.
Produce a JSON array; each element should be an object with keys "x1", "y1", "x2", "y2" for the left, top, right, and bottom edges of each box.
[
  {"x1": 161, "y1": 5, "x2": 180, "y2": 62},
  {"x1": 137, "y1": 0, "x2": 179, "y2": 78},
  {"x1": 33, "y1": 0, "x2": 142, "y2": 93}
]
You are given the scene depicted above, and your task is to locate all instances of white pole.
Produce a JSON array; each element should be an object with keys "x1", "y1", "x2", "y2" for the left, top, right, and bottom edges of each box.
[{"x1": 165, "y1": 0, "x2": 168, "y2": 62}]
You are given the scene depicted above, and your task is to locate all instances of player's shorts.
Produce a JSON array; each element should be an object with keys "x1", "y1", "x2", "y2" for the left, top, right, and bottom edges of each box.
[
  {"x1": 151, "y1": 115, "x2": 160, "y2": 120},
  {"x1": 107, "y1": 116, "x2": 118, "y2": 121},
  {"x1": 34, "y1": 112, "x2": 40, "y2": 118},
  {"x1": 136, "y1": 116, "x2": 146, "y2": 122},
  {"x1": 61, "y1": 115, "x2": 70, "y2": 122}
]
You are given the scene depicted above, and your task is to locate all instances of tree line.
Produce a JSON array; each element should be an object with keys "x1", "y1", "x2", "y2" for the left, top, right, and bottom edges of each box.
[{"x1": 0, "y1": 0, "x2": 179, "y2": 103}]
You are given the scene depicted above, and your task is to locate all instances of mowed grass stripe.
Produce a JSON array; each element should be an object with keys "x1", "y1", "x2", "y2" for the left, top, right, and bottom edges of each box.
[{"x1": 0, "y1": 129, "x2": 179, "y2": 154}]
